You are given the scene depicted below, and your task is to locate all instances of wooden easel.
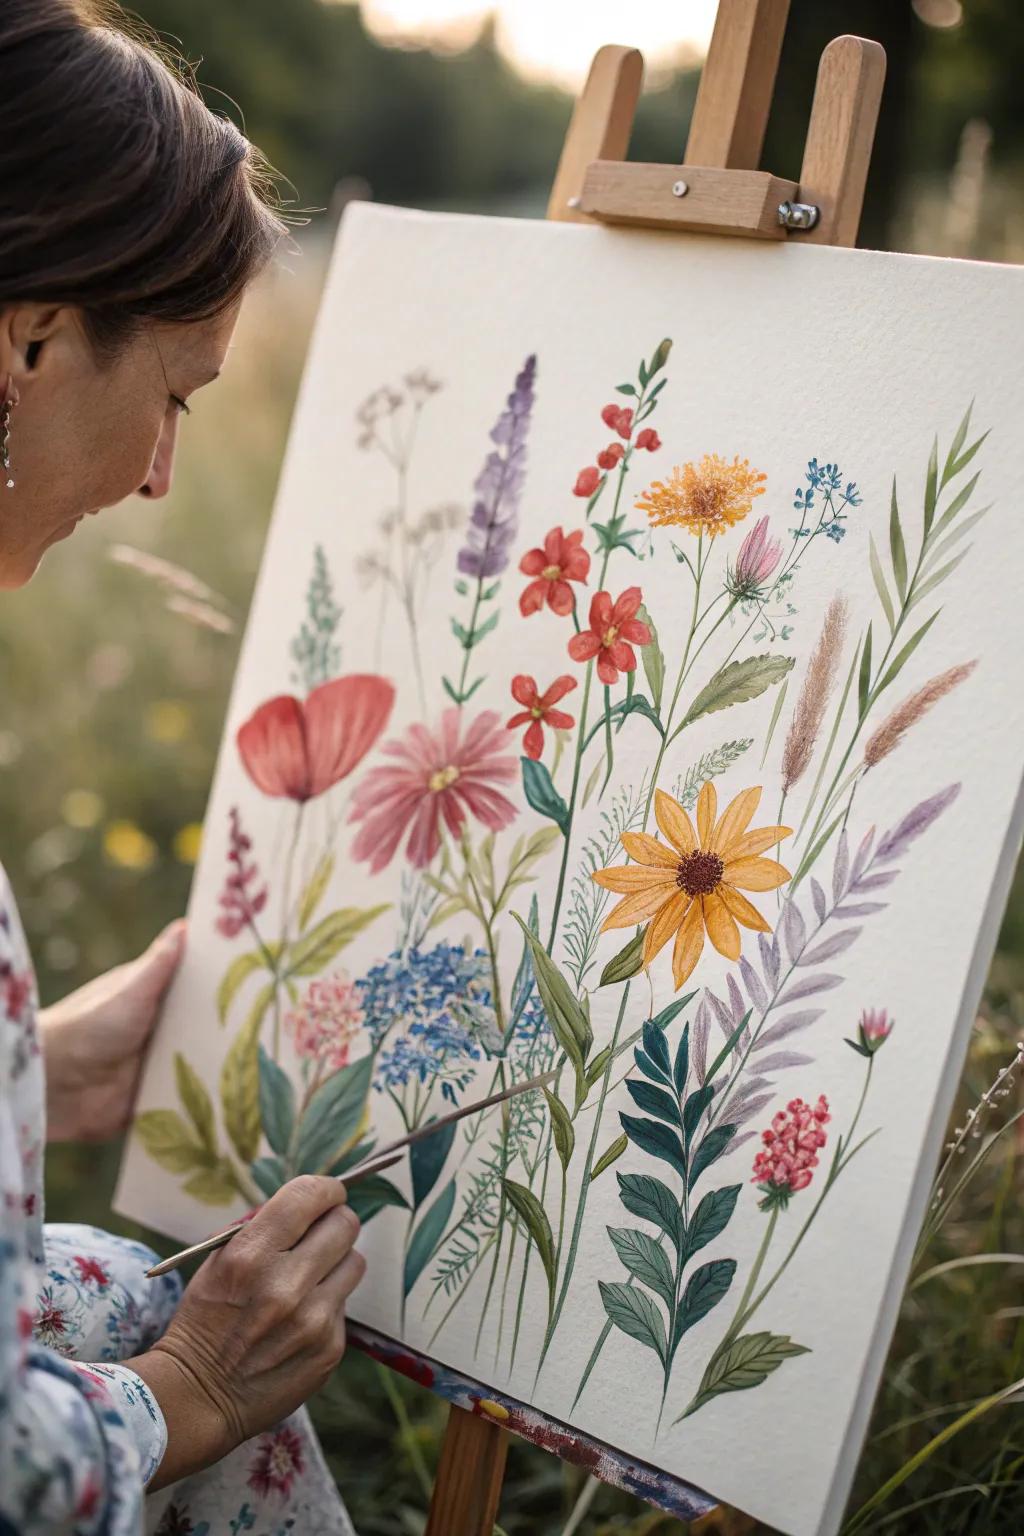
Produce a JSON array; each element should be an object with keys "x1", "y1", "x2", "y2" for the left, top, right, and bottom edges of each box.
[{"x1": 422, "y1": 3, "x2": 885, "y2": 1530}]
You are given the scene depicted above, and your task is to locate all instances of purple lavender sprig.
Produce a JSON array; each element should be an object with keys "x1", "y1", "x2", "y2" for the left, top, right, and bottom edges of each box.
[
  {"x1": 445, "y1": 355, "x2": 537, "y2": 706},
  {"x1": 216, "y1": 805, "x2": 268, "y2": 939}
]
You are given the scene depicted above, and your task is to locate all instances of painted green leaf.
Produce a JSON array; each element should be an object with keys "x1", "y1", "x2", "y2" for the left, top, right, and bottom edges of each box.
[
  {"x1": 257, "y1": 1045, "x2": 296, "y2": 1159},
  {"x1": 616, "y1": 1171, "x2": 683, "y2": 1251},
  {"x1": 286, "y1": 905, "x2": 389, "y2": 978},
  {"x1": 760, "y1": 676, "x2": 789, "y2": 767},
  {"x1": 599, "y1": 1280, "x2": 667, "y2": 1363},
  {"x1": 679, "y1": 1331, "x2": 810, "y2": 1420},
  {"x1": 326, "y1": 1137, "x2": 376, "y2": 1177},
  {"x1": 512, "y1": 914, "x2": 592, "y2": 1089},
  {"x1": 923, "y1": 434, "x2": 939, "y2": 535},
  {"x1": 637, "y1": 604, "x2": 665, "y2": 712},
  {"x1": 250, "y1": 1154, "x2": 286, "y2": 1199},
  {"x1": 175, "y1": 1052, "x2": 217, "y2": 1156},
  {"x1": 625, "y1": 1077, "x2": 682, "y2": 1126},
  {"x1": 875, "y1": 609, "x2": 940, "y2": 695},
  {"x1": 673, "y1": 1021, "x2": 690, "y2": 1095},
  {"x1": 683, "y1": 654, "x2": 794, "y2": 727},
  {"x1": 608, "y1": 1225, "x2": 676, "y2": 1310},
  {"x1": 649, "y1": 991, "x2": 698, "y2": 1034},
  {"x1": 591, "y1": 1132, "x2": 628, "y2": 1181},
  {"x1": 941, "y1": 399, "x2": 972, "y2": 486},
  {"x1": 183, "y1": 1159, "x2": 240, "y2": 1205},
  {"x1": 220, "y1": 1010, "x2": 263, "y2": 1164},
  {"x1": 642, "y1": 1018, "x2": 672, "y2": 1078},
  {"x1": 869, "y1": 536, "x2": 895, "y2": 633},
  {"x1": 599, "y1": 929, "x2": 646, "y2": 987},
  {"x1": 858, "y1": 622, "x2": 873, "y2": 716},
  {"x1": 929, "y1": 470, "x2": 983, "y2": 543},
  {"x1": 688, "y1": 1125, "x2": 737, "y2": 1191},
  {"x1": 684, "y1": 1183, "x2": 742, "y2": 1261},
  {"x1": 404, "y1": 1178, "x2": 456, "y2": 1297},
  {"x1": 520, "y1": 757, "x2": 570, "y2": 835},
  {"x1": 503, "y1": 1178, "x2": 556, "y2": 1307},
  {"x1": 348, "y1": 1175, "x2": 410, "y2": 1224},
  {"x1": 294, "y1": 1053, "x2": 374, "y2": 1174},
  {"x1": 942, "y1": 433, "x2": 988, "y2": 491},
  {"x1": 907, "y1": 550, "x2": 970, "y2": 612},
  {"x1": 409, "y1": 1118, "x2": 457, "y2": 1208},
  {"x1": 585, "y1": 1046, "x2": 613, "y2": 1088},
  {"x1": 543, "y1": 1088, "x2": 575, "y2": 1171},
  {"x1": 216, "y1": 950, "x2": 264, "y2": 1026},
  {"x1": 677, "y1": 1258, "x2": 737, "y2": 1343},
  {"x1": 889, "y1": 479, "x2": 907, "y2": 603},
  {"x1": 135, "y1": 1109, "x2": 211, "y2": 1175},
  {"x1": 682, "y1": 1084, "x2": 714, "y2": 1146},
  {"x1": 297, "y1": 851, "x2": 335, "y2": 932},
  {"x1": 620, "y1": 1113, "x2": 686, "y2": 1179}
]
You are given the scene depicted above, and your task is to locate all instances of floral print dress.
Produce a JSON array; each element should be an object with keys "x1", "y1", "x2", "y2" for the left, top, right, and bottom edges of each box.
[{"x1": 0, "y1": 860, "x2": 356, "y2": 1535}]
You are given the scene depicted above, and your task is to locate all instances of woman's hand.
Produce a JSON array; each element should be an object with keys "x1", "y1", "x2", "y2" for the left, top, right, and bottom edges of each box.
[
  {"x1": 39, "y1": 917, "x2": 186, "y2": 1142},
  {"x1": 129, "y1": 1175, "x2": 366, "y2": 1490}
]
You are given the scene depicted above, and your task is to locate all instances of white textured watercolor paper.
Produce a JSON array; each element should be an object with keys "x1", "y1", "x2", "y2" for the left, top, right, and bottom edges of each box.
[{"x1": 116, "y1": 203, "x2": 1024, "y2": 1536}]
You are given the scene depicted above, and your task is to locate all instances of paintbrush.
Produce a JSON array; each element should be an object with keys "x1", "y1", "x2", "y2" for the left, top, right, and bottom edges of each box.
[{"x1": 145, "y1": 1067, "x2": 557, "y2": 1277}]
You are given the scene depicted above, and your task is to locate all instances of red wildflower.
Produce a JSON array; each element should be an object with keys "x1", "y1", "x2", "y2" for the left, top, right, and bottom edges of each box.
[
  {"x1": 518, "y1": 527, "x2": 591, "y2": 617},
  {"x1": 752, "y1": 1095, "x2": 830, "y2": 1210},
  {"x1": 600, "y1": 403, "x2": 634, "y2": 439},
  {"x1": 72, "y1": 1255, "x2": 110, "y2": 1288},
  {"x1": 349, "y1": 709, "x2": 518, "y2": 873},
  {"x1": 33, "y1": 1301, "x2": 68, "y2": 1345},
  {"x1": 216, "y1": 805, "x2": 268, "y2": 940},
  {"x1": 237, "y1": 674, "x2": 394, "y2": 802},
  {"x1": 247, "y1": 1425, "x2": 305, "y2": 1499},
  {"x1": 573, "y1": 466, "x2": 601, "y2": 498},
  {"x1": 75, "y1": 1475, "x2": 103, "y2": 1521},
  {"x1": 597, "y1": 442, "x2": 625, "y2": 470},
  {"x1": 506, "y1": 675, "x2": 577, "y2": 760},
  {"x1": 567, "y1": 588, "x2": 652, "y2": 686},
  {"x1": 635, "y1": 428, "x2": 661, "y2": 451}
]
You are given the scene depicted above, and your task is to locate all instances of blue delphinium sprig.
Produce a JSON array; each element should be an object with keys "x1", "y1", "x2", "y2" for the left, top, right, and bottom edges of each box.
[
  {"x1": 444, "y1": 354, "x2": 537, "y2": 706},
  {"x1": 360, "y1": 943, "x2": 497, "y2": 1106},
  {"x1": 792, "y1": 457, "x2": 862, "y2": 544}
]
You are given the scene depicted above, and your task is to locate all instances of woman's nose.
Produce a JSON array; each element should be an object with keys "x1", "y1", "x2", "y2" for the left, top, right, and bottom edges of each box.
[{"x1": 137, "y1": 413, "x2": 179, "y2": 500}]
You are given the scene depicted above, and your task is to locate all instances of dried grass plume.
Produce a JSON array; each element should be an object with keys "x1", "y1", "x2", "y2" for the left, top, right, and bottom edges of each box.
[
  {"x1": 781, "y1": 595, "x2": 849, "y2": 793},
  {"x1": 864, "y1": 661, "x2": 977, "y2": 768}
]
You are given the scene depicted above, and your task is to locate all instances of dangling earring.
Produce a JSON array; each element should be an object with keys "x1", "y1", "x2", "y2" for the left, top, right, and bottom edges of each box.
[{"x1": 1, "y1": 374, "x2": 20, "y2": 490}]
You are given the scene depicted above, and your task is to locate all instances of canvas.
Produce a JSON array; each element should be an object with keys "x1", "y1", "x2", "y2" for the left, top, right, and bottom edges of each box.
[{"x1": 115, "y1": 202, "x2": 1024, "y2": 1536}]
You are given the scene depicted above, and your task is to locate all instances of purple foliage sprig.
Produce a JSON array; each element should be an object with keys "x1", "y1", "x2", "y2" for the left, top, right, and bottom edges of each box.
[
  {"x1": 692, "y1": 784, "x2": 960, "y2": 1136},
  {"x1": 444, "y1": 354, "x2": 537, "y2": 706}
]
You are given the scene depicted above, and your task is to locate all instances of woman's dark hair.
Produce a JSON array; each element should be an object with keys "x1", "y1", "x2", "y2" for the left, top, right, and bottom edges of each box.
[{"x1": 0, "y1": 0, "x2": 291, "y2": 360}]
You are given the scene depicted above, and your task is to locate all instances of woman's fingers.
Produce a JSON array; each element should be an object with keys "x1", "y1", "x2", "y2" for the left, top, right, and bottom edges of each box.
[
  {"x1": 246, "y1": 1174, "x2": 349, "y2": 1252},
  {"x1": 316, "y1": 1247, "x2": 367, "y2": 1311},
  {"x1": 289, "y1": 1199, "x2": 361, "y2": 1287}
]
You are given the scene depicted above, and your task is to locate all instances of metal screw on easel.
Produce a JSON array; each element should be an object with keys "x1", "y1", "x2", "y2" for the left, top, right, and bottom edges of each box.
[
  {"x1": 672, "y1": 180, "x2": 689, "y2": 198},
  {"x1": 777, "y1": 200, "x2": 820, "y2": 231}
]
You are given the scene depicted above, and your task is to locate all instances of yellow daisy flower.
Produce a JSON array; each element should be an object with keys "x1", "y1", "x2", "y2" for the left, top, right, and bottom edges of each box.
[
  {"x1": 637, "y1": 454, "x2": 766, "y2": 537},
  {"x1": 592, "y1": 783, "x2": 791, "y2": 990}
]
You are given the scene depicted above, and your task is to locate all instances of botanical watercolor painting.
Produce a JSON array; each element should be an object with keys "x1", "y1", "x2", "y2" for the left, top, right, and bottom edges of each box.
[{"x1": 116, "y1": 205, "x2": 1024, "y2": 1536}]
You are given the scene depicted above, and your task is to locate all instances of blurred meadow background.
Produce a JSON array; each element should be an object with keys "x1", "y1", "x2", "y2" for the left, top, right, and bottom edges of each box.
[{"x1": 15, "y1": 0, "x2": 1024, "y2": 1530}]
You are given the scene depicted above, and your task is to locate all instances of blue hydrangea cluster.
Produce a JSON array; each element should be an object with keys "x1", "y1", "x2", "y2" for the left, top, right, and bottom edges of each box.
[
  {"x1": 359, "y1": 944, "x2": 495, "y2": 1105},
  {"x1": 792, "y1": 457, "x2": 862, "y2": 545}
]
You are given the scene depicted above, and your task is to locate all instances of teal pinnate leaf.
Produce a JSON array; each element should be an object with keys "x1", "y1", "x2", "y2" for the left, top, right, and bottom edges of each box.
[
  {"x1": 607, "y1": 1225, "x2": 676, "y2": 1310},
  {"x1": 404, "y1": 1178, "x2": 456, "y2": 1297},
  {"x1": 599, "y1": 1280, "x2": 667, "y2": 1363},
  {"x1": 520, "y1": 758, "x2": 570, "y2": 835}
]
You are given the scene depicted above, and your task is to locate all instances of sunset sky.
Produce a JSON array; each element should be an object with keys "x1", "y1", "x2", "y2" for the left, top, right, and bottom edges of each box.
[{"x1": 360, "y1": 0, "x2": 720, "y2": 86}]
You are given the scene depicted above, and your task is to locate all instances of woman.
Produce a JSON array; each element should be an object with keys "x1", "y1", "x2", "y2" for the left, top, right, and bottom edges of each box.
[{"x1": 0, "y1": 3, "x2": 366, "y2": 1531}]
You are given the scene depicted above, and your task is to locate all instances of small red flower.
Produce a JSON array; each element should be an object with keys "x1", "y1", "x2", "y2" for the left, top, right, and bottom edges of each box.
[
  {"x1": 600, "y1": 403, "x2": 634, "y2": 439},
  {"x1": 72, "y1": 1255, "x2": 110, "y2": 1288},
  {"x1": 247, "y1": 1424, "x2": 305, "y2": 1499},
  {"x1": 635, "y1": 428, "x2": 661, "y2": 451},
  {"x1": 573, "y1": 465, "x2": 602, "y2": 498},
  {"x1": 752, "y1": 1095, "x2": 830, "y2": 1210},
  {"x1": 507, "y1": 675, "x2": 577, "y2": 760},
  {"x1": 567, "y1": 588, "x2": 651, "y2": 686},
  {"x1": 519, "y1": 527, "x2": 591, "y2": 617},
  {"x1": 597, "y1": 442, "x2": 625, "y2": 471}
]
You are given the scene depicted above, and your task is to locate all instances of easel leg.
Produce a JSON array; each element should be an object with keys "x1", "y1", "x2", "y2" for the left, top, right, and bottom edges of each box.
[{"x1": 425, "y1": 1406, "x2": 509, "y2": 1536}]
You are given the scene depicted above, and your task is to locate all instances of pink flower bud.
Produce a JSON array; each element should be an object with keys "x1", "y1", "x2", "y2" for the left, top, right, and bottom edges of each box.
[
  {"x1": 613, "y1": 407, "x2": 634, "y2": 440},
  {"x1": 635, "y1": 428, "x2": 661, "y2": 451},
  {"x1": 596, "y1": 443, "x2": 625, "y2": 470}
]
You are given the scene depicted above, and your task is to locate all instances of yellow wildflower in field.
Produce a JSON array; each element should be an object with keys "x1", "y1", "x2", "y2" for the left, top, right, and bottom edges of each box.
[
  {"x1": 103, "y1": 820, "x2": 158, "y2": 871},
  {"x1": 637, "y1": 454, "x2": 766, "y2": 537},
  {"x1": 144, "y1": 699, "x2": 191, "y2": 743},
  {"x1": 173, "y1": 822, "x2": 203, "y2": 864}
]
